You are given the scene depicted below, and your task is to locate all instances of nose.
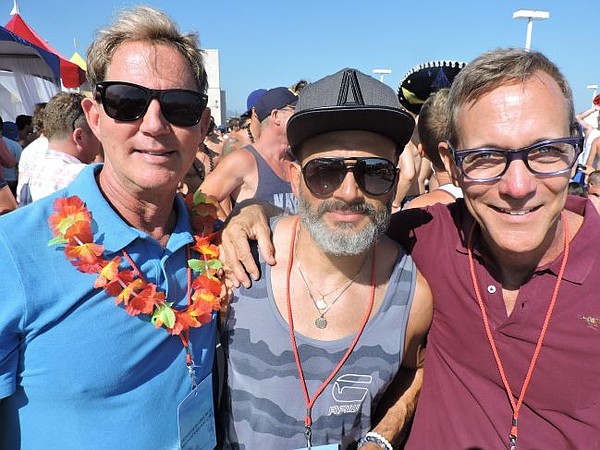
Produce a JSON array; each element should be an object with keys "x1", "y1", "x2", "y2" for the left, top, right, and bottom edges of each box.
[
  {"x1": 139, "y1": 99, "x2": 170, "y2": 135},
  {"x1": 497, "y1": 159, "x2": 537, "y2": 198},
  {"x1": 333, "y1": 169, "x2": 364, "y2": 201}
]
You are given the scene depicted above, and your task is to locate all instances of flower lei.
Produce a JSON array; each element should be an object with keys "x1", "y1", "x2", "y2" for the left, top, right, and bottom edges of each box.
[{"x1": 47, "y1": 191, "x2": 223, "y2": 336}]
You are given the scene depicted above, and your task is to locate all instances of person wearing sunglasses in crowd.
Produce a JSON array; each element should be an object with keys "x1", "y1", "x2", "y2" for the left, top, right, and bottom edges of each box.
[
  {"x1": 0, "y1": 6, "x2": 220, "y2": 449},
  {"x1": 220, "y1": 48, "x2": 600, "y2": 449},
  {"x1": 219, "y1": 68, "x2": 432, "y2": 449}
]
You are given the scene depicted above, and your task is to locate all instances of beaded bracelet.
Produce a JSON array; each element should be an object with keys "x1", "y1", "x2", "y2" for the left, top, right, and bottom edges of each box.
[{"x1": 357, "y1": 431, "x2": 393, "y2": 450}]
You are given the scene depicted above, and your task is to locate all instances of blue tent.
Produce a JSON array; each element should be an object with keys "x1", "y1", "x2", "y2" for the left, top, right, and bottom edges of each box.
[
  {"x1": 0, "y1": 24, "x2": 60, "y2": 83},
  {"x1": 0, "y1": 24, "x2": 60, "y2": 120}
]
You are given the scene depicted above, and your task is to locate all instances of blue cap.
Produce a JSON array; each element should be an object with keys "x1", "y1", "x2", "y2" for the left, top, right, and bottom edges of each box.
[
  {"x1": 254, "y1": 87, "x2": 298, "y2": 122},
  {"x1": 246, "y1": 88, "x2": 267, "y2": 111}
]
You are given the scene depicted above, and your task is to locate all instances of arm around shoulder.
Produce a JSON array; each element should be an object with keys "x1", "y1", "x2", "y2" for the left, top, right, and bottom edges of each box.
[{"x1": 219, "y1": 200, "x2": 279, "y2": 288}]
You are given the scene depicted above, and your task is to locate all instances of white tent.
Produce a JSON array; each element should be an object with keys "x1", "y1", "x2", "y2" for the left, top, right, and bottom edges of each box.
[{"x1": 0, "y1": 25, "x2": 60, "y2": 120}]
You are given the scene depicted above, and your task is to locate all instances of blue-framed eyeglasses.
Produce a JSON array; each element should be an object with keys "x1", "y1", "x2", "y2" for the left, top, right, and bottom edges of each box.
[{"x1": 448, "y1": 136, "x2": 584, "y2": 182}]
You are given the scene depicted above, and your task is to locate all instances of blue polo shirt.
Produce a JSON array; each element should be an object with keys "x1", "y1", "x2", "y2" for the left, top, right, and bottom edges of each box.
[{"x1": 0, "y1": 164, "x2": 217, "y2": 449}]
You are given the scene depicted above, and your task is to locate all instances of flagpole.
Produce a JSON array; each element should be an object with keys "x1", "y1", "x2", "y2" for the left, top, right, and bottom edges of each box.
[{"x1": 10, "y1": 0, "x2": 20, "y2": 15}]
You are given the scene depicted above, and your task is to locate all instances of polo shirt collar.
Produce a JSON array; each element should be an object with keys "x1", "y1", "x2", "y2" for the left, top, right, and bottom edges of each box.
[
  {"x1": 64, "y1": 164, "x2": 194, "y2": 254},
  {"x1": 454, "y1": 196, "x2": 599, "y2": 285}
]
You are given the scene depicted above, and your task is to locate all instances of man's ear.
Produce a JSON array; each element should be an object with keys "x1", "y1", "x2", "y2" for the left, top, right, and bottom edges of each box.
[
  {"x1": 198, "y1": 107, "x2": 212, "y2": 140},
  {"x1": 72, "y1": 127, "x2": 84, "y2": 147},
  {"x1": 438, "y1": 141, "x2": 461, "y2": 186},
  {"x1": 289, "y1": 161, "x2": 302, "y2": 197},
  {"x1": 82, "y1": 97, "x2": 101, "y2": 141}
]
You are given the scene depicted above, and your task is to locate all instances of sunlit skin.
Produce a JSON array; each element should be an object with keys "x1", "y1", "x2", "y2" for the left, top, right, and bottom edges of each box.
[
  {"x1": 440, "y1": 71, "x2": 583, "y2": 278},
  {"x1": 83, "y1": 41, "x2": 211, "y2": 214},
  {"x1": 290, "y1": 130, "x2": 397, "y2": 236}
]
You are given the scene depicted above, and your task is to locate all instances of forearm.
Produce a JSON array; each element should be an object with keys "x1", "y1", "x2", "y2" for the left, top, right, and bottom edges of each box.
[
  {"x1": 220, "y1": 200, "x2": 278, "y2": 287},
  {"x1": 369, "y1": 366, "x2": 423, "y2": 447},
  {"x1": 576, "y1": 106, "x2": 599, "y2": 122}
]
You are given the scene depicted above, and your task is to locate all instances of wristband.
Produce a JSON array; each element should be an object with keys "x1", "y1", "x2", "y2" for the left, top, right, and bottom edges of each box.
[{"x1": 357, "y1": 431, "x2": 393, "y2": 450}]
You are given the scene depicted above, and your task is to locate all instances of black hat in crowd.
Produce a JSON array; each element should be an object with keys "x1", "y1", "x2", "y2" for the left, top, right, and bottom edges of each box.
[
  {"x1": 287, "y1": 68, "x2": 414, "y2": 155},
  {"x1": 397, "y1": 60, "x2": 466, "y2": 115}
]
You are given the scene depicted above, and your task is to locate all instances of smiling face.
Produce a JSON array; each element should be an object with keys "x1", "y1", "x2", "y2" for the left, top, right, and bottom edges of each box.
[
  {"x1": 291, "y1": 130, "x2": 397, "y2": 256},
  {"x1": 84, "y1": 40, "x2": 210, "y2": 202},
  {"x1": 443, "y1": 71, "x2": 572, "y2": 263}
]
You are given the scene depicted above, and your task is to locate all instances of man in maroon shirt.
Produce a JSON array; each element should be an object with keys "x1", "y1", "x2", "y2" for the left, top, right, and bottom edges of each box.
[{"x1": 219, "y1": 48, "x2": 600, "y2": 449}]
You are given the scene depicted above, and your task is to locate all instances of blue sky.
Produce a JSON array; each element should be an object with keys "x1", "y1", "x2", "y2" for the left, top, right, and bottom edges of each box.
[{"x1": 4, "y1": 0, "x2": 598, "y2": 116}]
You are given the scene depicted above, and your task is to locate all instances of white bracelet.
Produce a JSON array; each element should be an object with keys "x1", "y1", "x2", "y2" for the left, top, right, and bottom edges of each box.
[{"x1": 357, "y1": 431, "x2": 393, "y2": 450}]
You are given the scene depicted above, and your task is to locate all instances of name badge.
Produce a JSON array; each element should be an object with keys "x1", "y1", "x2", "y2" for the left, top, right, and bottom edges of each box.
[{"x1": 177, "y1": 374, "x2": 216, "y2": 450}]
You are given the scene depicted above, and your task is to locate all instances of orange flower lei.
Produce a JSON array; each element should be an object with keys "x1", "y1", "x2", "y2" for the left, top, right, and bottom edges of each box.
[{"x1": 48, "y1": 191, "x2": 223, "y2": 336}]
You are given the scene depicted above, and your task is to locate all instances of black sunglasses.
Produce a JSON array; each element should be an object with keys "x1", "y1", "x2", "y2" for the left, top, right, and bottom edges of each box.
[
  {"x1": 301, "y1": 157, "x2": 398, "y2": 197},
  {"x1": 95, "y1": 81, "x2": 208, "y2": 127}
]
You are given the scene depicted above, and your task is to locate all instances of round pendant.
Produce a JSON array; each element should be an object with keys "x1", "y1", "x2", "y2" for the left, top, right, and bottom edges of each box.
[
  {"x1": 315, "y1": 316, "x2": 328, "y2": 329},
  {"x1": 315, "y1": 298, "x2": 328, "y2": 310}
]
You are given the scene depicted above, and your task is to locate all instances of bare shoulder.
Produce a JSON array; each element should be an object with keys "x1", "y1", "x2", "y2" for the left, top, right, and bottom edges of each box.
[
  {"x1": 404, "y1": 190, "x2": 455, "y2": 210},
  {"x1": 200, "y1": 148, "x2": 259, "y2": 201},
  {"x1": 204, "y1": 148, "x2": 257, "y2": 181},
  {"x1": 217, "y1": 147, "x2": 257, "y2": 167}
]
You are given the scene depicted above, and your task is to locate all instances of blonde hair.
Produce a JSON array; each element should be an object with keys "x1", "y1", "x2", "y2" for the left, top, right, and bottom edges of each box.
[
  {"x1": 43, "y1": 93, "x2": 86, "y2": 141},
  {"x1": 86, "y1": 5, "x2": 207, "y2": 92}
]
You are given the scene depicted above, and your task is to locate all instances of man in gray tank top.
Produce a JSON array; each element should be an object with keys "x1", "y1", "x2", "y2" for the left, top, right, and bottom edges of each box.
[
  {"x1": 201, "y1": 87, "x2": 299, "y2": 215},
  {"x1": 220, "y1": 68, "x2": 433, "y2": 449}
]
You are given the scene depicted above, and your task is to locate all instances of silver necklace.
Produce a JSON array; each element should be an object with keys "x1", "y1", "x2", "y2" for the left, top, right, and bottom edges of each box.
[{"x1": 296, "y1": 256, "x2": 368, "y2": 329}]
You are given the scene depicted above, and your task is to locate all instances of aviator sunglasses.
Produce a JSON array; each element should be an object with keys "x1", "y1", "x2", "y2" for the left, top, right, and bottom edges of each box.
[
  {"x1": 301, "y1": 157, "x2": 398, "y2": 197},
  {"x1": 95, "y1": 81, "x2": 209, "y2": 127}
]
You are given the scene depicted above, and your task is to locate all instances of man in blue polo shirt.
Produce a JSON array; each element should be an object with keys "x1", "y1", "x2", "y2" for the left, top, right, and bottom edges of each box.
[{"x1": 0, "y1": 6, "x2": 220, "y2": 449}]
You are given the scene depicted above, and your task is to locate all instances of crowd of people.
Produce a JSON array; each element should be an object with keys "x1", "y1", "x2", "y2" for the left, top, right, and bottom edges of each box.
[{"x1": 1, "y1": 4, "x2": 599, "y2": 450}]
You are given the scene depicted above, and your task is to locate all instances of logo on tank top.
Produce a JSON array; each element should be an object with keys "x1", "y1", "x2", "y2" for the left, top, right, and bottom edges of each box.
[
  {"x1": 272, "y1": 192, "x2": 298, "y2": 215},
  {"x1": 327, "y1": 374, "x2": 372, "y2": 416}
]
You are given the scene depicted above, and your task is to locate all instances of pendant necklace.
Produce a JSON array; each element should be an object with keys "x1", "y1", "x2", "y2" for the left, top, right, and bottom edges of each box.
[
  {"x1": 286, "y1": 218, "x2": 377, "y2": 448},
  {"x1": 295, "y1": 238, "x2": 370, "y2": 329}
]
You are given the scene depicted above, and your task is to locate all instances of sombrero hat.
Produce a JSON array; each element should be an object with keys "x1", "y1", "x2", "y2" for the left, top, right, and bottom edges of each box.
[{"x1": 398, "y1": 60, "x2": 466, "y2": 115}]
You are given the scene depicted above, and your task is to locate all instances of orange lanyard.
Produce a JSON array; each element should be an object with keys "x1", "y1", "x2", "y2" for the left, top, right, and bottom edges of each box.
[
  {"x1": 285, "y1": 218, "x2": 377, "y2": 448},
  {"x1": 467, "y1": 214, "x2": 569, "y2": 450}
]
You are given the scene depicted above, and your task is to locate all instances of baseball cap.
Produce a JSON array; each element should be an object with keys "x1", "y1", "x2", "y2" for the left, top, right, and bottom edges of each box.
[
  {"x1": 398, "y1": 60, "x2": 466, "y2": 115},
  {"x1": 254, "y1": 87, "x2": 298, "y2": 122},
  {"x1": 287, "y1": 68, "x2": 414, "y2": 154},
  {"x1": 246, "y1": 88, "x2": 267, "y2": 112}
]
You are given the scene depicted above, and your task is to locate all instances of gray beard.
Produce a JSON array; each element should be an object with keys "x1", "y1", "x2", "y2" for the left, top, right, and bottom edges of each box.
[{"x1": 298, "y1": 192, "x2": 391, "y2": 256}]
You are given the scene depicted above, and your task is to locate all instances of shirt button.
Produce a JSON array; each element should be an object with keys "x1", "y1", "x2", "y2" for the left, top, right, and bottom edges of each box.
[{"x1": 487, "y1": 285, "x2": 496, "y2": 294}]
